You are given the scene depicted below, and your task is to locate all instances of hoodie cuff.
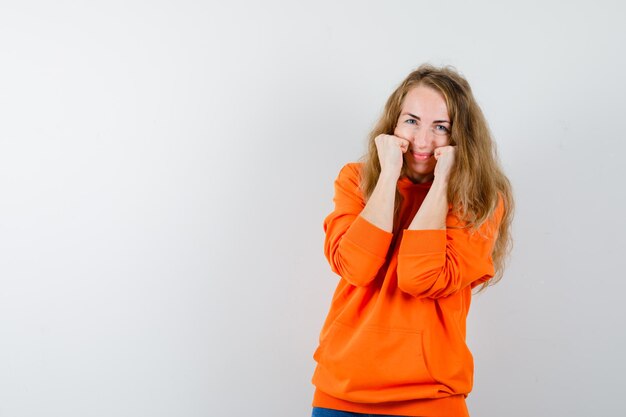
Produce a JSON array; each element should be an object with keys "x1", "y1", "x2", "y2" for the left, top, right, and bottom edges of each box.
[
  {"x1": 399, "y1": 229, "x2": 446, "y2": 255},
  {"x1": 343, "y1": 216, "x2": 394, "y2": 258}
]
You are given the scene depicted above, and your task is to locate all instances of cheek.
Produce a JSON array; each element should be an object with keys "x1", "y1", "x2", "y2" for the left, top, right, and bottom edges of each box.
[
  {"x1": 437, "y1": 136, "x2": 450, "y2": 147},
  {"x1": 394, "y1": 122, "x2": 407, "y2": 137}
]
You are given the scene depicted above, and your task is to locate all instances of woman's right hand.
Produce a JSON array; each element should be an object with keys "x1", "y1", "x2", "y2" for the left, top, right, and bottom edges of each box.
[{"x1": 375, "y1": 134, "x2": 409, "y2": 179}]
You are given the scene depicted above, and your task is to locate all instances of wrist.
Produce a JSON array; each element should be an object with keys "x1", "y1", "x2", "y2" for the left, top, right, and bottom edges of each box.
[
  {"x1": 379, "y1": 169, "x2": 400, "y2": 183},
  {"x1": 432, "y1": 175, "x2": 449, "y2": 189}
]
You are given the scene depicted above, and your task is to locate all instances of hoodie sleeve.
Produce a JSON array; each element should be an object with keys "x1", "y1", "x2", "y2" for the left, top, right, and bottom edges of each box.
[
  {"x1": 323, "y1": 163, "x2": 393, "y2": 287},
  {"x1": 396, "y1": 198, "x2": 504, "y2": 298}
]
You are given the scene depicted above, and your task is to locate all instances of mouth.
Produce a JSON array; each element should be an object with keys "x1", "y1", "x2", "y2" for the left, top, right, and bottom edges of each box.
[{"x1": 411, "y1": 151, "x2": 434, "y2": 161}]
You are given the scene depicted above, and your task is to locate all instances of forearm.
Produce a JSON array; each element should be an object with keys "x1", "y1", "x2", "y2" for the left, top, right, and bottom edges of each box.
[
  {"x1": 408, "y1": 177, "x2": 448, "y2": 230},
  {"x1": 398, "y1": 197, "x2": 505, "y2": 298},
  {"x1": 360, "y1": 172, "x2": 398, "y2": 233}
]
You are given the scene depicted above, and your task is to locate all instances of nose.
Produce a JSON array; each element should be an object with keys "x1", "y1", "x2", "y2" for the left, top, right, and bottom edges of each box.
[{"x1": 410, "y1": 126, "x2": 433, "y2": 150}]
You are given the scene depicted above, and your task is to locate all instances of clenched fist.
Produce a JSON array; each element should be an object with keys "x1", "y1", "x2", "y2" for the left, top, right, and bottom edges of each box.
[
  {"x1": 433, "y1": 145, "x2": 456, "y2": 181},
  {"x1": 375, "y1": 134, "x2": 410, "y2": 180}
]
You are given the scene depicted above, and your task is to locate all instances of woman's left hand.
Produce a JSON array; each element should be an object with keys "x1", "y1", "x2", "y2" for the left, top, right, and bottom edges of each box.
[{"x1": 433, "y1": 146, "x2": 456, "y2": 182}]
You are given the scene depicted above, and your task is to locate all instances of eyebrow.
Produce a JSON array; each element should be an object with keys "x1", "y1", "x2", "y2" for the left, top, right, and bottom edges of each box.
[{"x1": 402, "y1": 112, "x2": 451, "y2": 124}]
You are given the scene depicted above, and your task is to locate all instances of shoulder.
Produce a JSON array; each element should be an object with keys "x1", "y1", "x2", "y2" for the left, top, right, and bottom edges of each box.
[
  {"x1": 447, "y1": 194, "x2": 506, "y2": 234},
  {"x1": 495, "y1": 193, "x2": 506, "y2": 222},
  {"x1": 482, "y1": 194, "x2": 507, "y2": 237},
  {"x1": 331, "y1": 162, "x2": 366, "y2": 203},
  {"x1": 336, "y1": 162, "x2": 363, "y2": 183}
]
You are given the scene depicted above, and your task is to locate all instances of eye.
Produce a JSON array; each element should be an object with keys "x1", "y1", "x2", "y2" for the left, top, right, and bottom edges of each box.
[
  {"x1": 405, "y1": 118, "x2": 417, "y2": 125},
  {"x1": 435, "y1": 124, "x2": 450, "y2": 133}
]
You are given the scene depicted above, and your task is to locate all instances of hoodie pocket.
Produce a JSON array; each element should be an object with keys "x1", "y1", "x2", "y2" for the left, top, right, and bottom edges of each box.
[{"x1": 320, "y1": 320, "x2": 435, "y2": 393}]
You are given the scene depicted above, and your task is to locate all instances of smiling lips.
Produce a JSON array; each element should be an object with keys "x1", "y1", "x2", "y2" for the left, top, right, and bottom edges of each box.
[{"x1": 411, "y1": 151, "x2": 434, "y2": 161}]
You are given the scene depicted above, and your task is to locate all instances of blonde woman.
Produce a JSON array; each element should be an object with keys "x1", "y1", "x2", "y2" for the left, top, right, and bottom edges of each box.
[{"x1": 311, "y1": 64, "x2": 514, "y2": 417}]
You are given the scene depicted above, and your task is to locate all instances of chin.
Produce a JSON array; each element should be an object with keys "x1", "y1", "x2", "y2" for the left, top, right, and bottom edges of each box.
[
  {"x1": 405, "y1": 169, "x2": 435, "y2": 184},
  {"x1": 406, "y1": 164, "x2": 435, "y2": 178}
]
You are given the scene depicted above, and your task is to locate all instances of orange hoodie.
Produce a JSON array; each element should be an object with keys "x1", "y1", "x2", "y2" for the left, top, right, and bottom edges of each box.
[{"x1": 312, "y1": 163, "x2": 504, "y2": 417}]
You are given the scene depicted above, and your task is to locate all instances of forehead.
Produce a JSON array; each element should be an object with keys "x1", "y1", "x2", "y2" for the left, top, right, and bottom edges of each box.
[{"x1": 401, "y1": 85, "x2": 449, "y2": 119}]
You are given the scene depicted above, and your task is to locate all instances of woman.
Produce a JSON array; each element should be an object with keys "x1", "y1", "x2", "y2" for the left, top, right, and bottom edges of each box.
[{"x1": 311, "y1": 64, "x2": 514, "y2": 417}]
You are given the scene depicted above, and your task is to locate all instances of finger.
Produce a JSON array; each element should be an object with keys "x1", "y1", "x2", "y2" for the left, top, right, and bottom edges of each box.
[
  {"x1": 436, "y1": 145, "x2": 455, "y2": 153},
  {"x1": 376, "y1": 133, "x2": 391, "y2": 143},
  {"x1": 434, "y1": 145, "x2": 455, "y2": 158},
  {"x1": 398, "y1": 138, "x2": 410, "y2": 153}
]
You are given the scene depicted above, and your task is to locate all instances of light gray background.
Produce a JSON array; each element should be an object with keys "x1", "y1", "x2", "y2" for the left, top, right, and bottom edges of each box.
[{"x1": 1, "y1": 1, "x2": 625, "y2": 416}]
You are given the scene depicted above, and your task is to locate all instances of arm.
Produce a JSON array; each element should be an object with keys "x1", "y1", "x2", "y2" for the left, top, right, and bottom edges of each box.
[
  {"x1": 324, "y1": 134, "x2": 409, "y2": 286},
  {"x1": 323, "y1": 164, "x2": 394, "y2": 287},
  {"x1": 397, "y1": 197, "x2": 504, "y2": 298},
  {"x1": 360, "y1": 133, "x2": 410, "y2": 232},
  {"x1": 407, "y1": 145, "x2": 454, "y2": 231},
  {"x1": 397, "y1": 145, "x2": 501, "y2": 298},
  {"x1": 359, "y1": 170, "x2": 398, "y2": 232}
]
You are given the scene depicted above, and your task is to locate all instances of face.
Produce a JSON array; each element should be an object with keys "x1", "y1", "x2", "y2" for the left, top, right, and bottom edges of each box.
[{"x1": 394, "y1": 85, "x2": 451, "y2": 183}]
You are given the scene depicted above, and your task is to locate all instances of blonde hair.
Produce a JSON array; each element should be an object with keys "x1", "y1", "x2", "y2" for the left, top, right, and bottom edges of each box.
[{"x1": 361, "y1": 64, "x2": 514, "y2": 291}]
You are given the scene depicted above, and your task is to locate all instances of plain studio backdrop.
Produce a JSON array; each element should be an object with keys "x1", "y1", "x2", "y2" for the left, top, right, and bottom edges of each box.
[{"x1": 1, "y1": 1, "x2": 625, "y2": 416}]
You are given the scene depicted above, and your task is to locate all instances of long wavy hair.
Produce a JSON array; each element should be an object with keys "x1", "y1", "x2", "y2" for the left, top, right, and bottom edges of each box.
[{"x1": 361, "y1": 64, "x2": 514, "y2": 291}]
